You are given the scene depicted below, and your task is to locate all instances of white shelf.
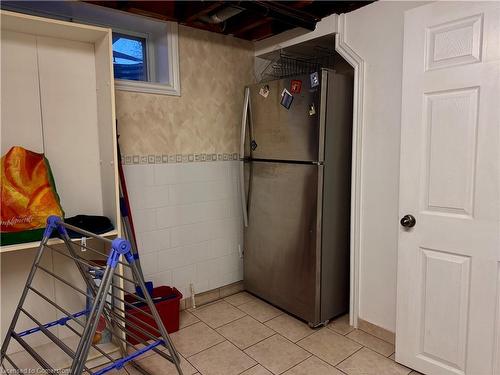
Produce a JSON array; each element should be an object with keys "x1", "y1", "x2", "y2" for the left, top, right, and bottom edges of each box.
[{"x1": 0, "y1": 230, "x2": 118, "y2": 254}]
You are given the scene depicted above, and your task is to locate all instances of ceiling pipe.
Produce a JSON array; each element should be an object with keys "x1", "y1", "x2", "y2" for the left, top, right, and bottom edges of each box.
[{"x1": 199, "y1": 5, "x2": 243, "y2": 24}]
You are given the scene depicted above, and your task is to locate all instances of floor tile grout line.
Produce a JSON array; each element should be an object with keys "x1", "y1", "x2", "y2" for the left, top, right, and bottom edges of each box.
[
  {"x1": 276, "y1": 354, "x2": 326, "y2": 375},
  {"x1": 217, "y1": 313, "x2": 279, "y2": 333},
  {"x1": 242, "y1": 332, "x2": 282, "y2": 353},
  {"x1": 334, "y1": 344, "x2": 366, "y2": 369},
  {"x1": 243, "y1": 346, "x2": 311, "y2": 375},
  {"x1": 239, "y1": 331, "x2": 292, "y2": 352},
  {"x1": 263, "y1": 314, "x2": 324, "y2": 343},
  {"x1": 228, "y1": 292, "x2": 310, "y2": 325},
  {"x1": 235, "y1": 305, "x2": 284, "y2": 323},
  {"x1": 260, "y1": 333, "x2": 313, "y2": 363},
  {"x1": 345, "y1": 330, "x2": 396, "y2": 357},
  {"x1": 284, "y1": 324, "x2": 321, "y2": 343},
  {"x1": 190, "y1": 298, "x2": 234, "y2": 311},
  {"x1": 188, "y1": 301, "x2": 250, "y2": 329},
  {"x1": 334, "y1": 345, "x2": 413, "y2": 375},
  {"x1": 184, "y1": 338, "x2": 230, "y2": 362},
  {"x1": 215, "y1": 314, "x2": 267, "y2": 333},
  {"x1": 188, "y1": 354, "x2": 205, "y2": 375},
  {"x1": 239, "y1": 357, "x2": 276, "y2": 375},
  {"x1": 178, "y1": 321, "x2": 199, "y2": 330},
  {"x1": 295, "y1": 339, "x2": 335, "y2": 363},
  {"x1": 186, "y1": 339, "x2": 258, "y2": 375},
  {"x1": 207, "y1": 313, "x2": 250, "y2": 330},
  {"x1": 188, "y1": 299, "x2": 228, "y2": 313},
  {"x1": 179, "y1": 310, "x2": 201, "y2": 330},
  {"x1": 357, "y1": 326, "x2": 395, "y2": 346},
  {"x1": 233, "y1": 298, "x2": 285, "y2": 323},
  {"x1": 215, "y1": 318, "x2": 277, "y2": 350},
  {"x1": 224, "y1": 299, "x2": 257, "y2": 308},
  {"x1": 222, "y1": 292, "x2": 259, "y2": 308},
  {"x1": 353, "y1": 327, "x2": 397, "y2": 347},
  {"x1": 174, "y1": 321, "x2": 227, "y2": 359},
  {"x1": 177, "y1": 313, "x2": 254, "y2": 358},
  {"x1": 243, "y1": 333, "x2": 312, "y2": 375},
  {"x1": 295, "y1": 327, "x2": 365, "y2": 361},
  {"x1": 279, "y1": 352, "x2": 313, "y2": 375},
  {"x1": 326, "y1": 323, "x2": 355, "y2": 337},
  {"x1": 236, "y1": 363, "x2": 262, "y2": 375}
]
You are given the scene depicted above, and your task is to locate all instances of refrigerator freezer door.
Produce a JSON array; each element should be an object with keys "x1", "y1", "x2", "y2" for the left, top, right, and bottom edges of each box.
[
  {"x1": 244, "y1": 161, "x2": 322, "y2": 323},
  {"x1": 248, "y1": 75, "x2": 322, "y2": 162}
]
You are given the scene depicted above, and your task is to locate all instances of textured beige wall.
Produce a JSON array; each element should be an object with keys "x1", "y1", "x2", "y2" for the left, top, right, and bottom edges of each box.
[{"x1": 116, "y1": 25, "x2": 255, "y2": 156}]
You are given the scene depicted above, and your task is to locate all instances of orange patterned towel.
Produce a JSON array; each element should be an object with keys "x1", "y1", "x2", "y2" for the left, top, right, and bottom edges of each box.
[{"x1": 1, "y1": 146, "x2": 64, "y2": 245}]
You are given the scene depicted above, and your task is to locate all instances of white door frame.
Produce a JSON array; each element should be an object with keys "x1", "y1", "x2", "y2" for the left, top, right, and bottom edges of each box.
[{"x1": 335, "y1": 13, "x2": 365, "y2": 328}]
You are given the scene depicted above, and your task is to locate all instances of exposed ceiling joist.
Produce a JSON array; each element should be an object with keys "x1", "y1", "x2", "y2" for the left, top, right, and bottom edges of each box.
[
  {"x1": 117, "y1": 1, "x2": 176, "y2": 21},
  {"x1": 240, "y1": 21, "x2": 284, "y2": 41},
  {"x1": 236, "y1": 1, "x2": 319, "y2": 31},
  {"x1": 84, "y1": 1, "x2": 373, "y2": 42},
  {"x1": 178, "y1": 1, "x2": 223, "y2": 23},
  {"x1": 224, "y1": 14, "x2": 272, "y2": 37}
]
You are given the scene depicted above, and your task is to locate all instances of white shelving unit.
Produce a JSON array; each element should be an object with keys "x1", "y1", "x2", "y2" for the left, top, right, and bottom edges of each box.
[
  {"x1": 1, "y1": 10, "x2": 120, "y2": 234},
  {"x1": 0, "y1": 10, "x2": 123, "y2": 368}
]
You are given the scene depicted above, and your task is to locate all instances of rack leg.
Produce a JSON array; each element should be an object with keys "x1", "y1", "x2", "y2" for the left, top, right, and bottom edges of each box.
[
  {"x1": 0, "y1": 235, "x2": 50, "y2": 362},
  {"x1": 70, "y1": 264, "x2": 115, "y2": 374},
  {"x1": 129, "y1": 261, "x2": 183, "y2": 374}
]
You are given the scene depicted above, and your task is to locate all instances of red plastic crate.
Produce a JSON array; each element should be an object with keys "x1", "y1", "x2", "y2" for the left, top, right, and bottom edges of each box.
[{"x1": 124, "y1": 286, "x2": 182, "y2": 345}]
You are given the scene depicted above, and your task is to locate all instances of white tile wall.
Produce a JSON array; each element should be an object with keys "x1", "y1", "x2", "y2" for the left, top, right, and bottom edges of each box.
[{"x1": 123, "y1": 161, "x2": 244, "y2": 298}]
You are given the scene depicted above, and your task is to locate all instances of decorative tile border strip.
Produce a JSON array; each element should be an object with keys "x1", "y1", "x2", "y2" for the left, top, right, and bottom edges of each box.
[{"x1": 121, "y1": 153, "x2": 240, "y2": 165}]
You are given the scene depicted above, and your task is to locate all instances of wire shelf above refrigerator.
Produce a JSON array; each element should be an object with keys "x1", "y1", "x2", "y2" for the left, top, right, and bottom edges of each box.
[{"x1": 260, "y1": 50, "x2": 336, "y2": 82}]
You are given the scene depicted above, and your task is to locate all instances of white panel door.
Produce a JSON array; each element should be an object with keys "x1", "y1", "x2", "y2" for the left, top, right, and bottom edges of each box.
[
  {"x1": 396, "y1": 2, "x2": 500, "y2": 375},
  {"x1": 1, "y1": 31, "x2": 44, "y2": 153}
]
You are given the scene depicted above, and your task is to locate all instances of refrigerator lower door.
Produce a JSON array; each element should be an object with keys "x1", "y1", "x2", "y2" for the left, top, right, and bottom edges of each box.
[{"x1": 244, "y1": 161, "x2": 322, "y2": 324}]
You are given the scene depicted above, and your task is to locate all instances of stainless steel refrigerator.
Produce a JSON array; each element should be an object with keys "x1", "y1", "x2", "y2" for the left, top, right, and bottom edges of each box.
[{"x1": 239, "y1": 69, "x2": 353, "y2": 326}]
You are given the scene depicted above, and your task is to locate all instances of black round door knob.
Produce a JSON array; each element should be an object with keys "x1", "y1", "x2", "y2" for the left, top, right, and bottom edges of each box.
[{"x1": 400, "y1": 214, "x2": 416, "y2": 228}]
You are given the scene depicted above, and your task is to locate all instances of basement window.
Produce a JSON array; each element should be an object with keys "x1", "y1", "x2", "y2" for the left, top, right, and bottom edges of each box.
[
  {"x1": 1, "y1": 1, "x2": 181, "y2": 96},
  {"x1": 112, "y1": 32, "x2": 148, "y2": 82}
]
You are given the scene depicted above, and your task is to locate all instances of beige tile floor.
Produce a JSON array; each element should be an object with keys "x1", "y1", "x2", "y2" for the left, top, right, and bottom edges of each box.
[{"x1": 112, "y1": 292, "x2": 423, "y2": 375}]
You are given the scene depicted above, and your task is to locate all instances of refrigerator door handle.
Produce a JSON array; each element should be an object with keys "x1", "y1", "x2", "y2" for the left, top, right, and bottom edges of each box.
[
  {"x1": 239, "y1": 160, "x2": 248, "y2": 227},
  {"x1": 240, "y1": 87, "x2": 250, "y2": 227},
  {"x1": 240, "y1": 87, "x2": 250, "y2": 159}
]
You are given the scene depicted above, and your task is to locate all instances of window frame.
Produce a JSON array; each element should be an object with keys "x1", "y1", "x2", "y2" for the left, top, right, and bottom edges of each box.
[
  {"x1": 112, "y1": 29, "x2": 152, "y2": 82},
  {"x1": 113, "y1": 21, "x2": 180, "y2": 96}
]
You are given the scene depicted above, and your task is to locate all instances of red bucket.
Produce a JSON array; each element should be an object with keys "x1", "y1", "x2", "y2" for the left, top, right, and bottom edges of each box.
[{"x1": 124, "y1": 286, "x2": 182, "y2": 345}]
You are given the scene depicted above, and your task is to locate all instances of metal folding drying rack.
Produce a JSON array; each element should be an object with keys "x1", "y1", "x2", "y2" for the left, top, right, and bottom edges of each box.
[{"x1": 0, "y1": 216, "x2": 183, "y2": 375}]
